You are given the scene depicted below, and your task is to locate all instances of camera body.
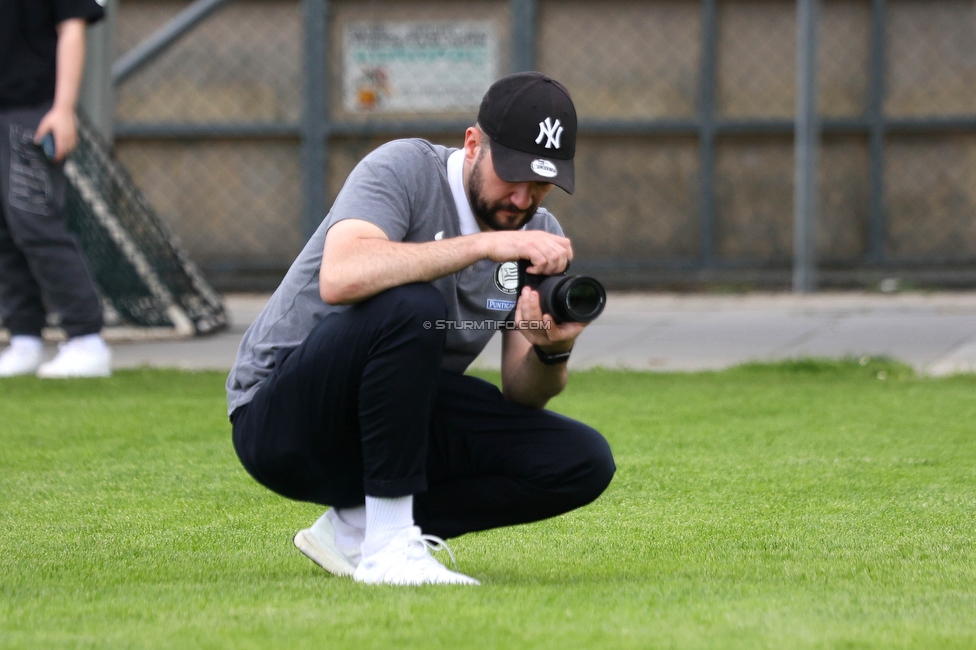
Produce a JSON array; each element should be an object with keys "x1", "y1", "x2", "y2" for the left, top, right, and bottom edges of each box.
[{"x1": 516, "y1": 260, "x2": 607, "y2": 324}]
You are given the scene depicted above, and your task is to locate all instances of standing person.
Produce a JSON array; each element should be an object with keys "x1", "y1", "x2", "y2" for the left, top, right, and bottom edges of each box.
[
  {"x1": 227, "y1": 72, "x2": 615, "y2": 586},
  {"x1": 0, "y1": 0, "x2": 111, "y2": 378}
]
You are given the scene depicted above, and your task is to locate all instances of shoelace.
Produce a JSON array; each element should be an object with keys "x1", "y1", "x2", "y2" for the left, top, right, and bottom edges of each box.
[{"x1": 407, "y1": 533, "x2": 459, "y2": 570}]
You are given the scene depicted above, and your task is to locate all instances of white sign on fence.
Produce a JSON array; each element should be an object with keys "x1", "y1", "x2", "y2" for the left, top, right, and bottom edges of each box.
[{"x1": 343, "y1": 21, "x2": 497, "y2": 114}]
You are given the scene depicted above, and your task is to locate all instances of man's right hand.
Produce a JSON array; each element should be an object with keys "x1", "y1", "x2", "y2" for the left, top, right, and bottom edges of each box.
[
  {"x1": 34, "y1": 105, "x2": 77, "y2": 162},
  {"x1": 480, "y1": 230, "x2": 573, "y2": 277}
]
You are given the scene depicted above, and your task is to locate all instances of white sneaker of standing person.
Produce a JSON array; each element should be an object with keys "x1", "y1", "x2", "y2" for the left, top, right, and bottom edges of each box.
[
  {"x1": 0, "y1": 335, "x2": 44, "y2": 377},
  {"x1": 36, "y1": 333, "x2": 111, "y2": 378},
  {"x1": 353, "y1": 525, "x2": 481, "y2": 586},
  {"x1": 294, "y1": 508, "x2": 363, "y2": 577}
]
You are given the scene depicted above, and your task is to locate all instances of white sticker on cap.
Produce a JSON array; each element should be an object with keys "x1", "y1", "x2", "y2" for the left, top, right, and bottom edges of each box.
[{"x1": 530, "y1": 159, "x2": 558, "y2": 178}]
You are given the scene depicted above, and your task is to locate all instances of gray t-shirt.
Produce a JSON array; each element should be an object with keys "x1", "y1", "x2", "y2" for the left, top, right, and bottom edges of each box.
[{"x1": 226, "y1": 139, "x2": 564, "y2": 415}]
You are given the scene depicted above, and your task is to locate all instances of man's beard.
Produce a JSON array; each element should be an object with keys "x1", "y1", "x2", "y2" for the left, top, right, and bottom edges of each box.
[{"x1": 468, "y1": 151, "x2": 539, "y2": 231}]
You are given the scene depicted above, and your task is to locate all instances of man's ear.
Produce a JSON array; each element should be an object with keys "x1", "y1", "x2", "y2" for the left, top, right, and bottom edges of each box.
[{"x1": 463, "y1": 126, "x2": 482, "y2": 164}]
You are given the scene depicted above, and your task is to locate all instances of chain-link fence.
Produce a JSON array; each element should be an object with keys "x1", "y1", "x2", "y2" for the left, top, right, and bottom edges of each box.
[
  {"x1": 109, "y1": 0, "x2": 976, "y2": 290},
  {"x1": 884, "y1": 1, "x2": 976, "y2": 264}
]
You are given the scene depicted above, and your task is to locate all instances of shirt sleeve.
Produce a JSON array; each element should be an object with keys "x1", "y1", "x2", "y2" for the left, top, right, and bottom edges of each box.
[
  {"x1": 527, "y1": 207, "x2": 566, "y2": 238},
  {"x1": 324, "y1": 140, "x2": 424, "y2": 243},
  {"x1": 53, "y1": 0, "x2": 105, "y2": 25}
]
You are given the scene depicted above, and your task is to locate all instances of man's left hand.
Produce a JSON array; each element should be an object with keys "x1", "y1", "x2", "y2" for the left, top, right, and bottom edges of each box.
[
  {"x1": 34, "y1": 106, "x2": 77, "y2": 162},
  {"x1": 513, "y1": 286, "x2": 586, "y2": 352}
]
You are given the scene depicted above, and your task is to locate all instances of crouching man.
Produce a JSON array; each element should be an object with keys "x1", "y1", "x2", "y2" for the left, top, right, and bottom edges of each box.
[{"x1": 226, "y1": 72, "x2": 615, "y2": 585}]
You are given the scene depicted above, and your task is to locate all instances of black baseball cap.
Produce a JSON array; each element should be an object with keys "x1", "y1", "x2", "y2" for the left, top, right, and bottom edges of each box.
[{"x1": 477, "y1": 72, "x2": 577, "y2": 194}]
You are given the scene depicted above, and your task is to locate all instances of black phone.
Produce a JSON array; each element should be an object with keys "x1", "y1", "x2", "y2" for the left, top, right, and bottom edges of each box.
[{"x1": 40, "y1": 133, "x2": 56, "y2": 160}]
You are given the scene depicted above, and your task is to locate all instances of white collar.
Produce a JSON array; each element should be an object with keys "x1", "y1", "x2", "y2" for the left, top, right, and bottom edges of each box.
[{"x1": 447, "y1": 149, "x2": 480, "y2": 236}]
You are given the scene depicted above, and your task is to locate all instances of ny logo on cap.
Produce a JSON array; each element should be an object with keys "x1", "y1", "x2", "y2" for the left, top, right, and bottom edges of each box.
[{"x1": 536, "y1": 117, "x2": 563, "y2": 150}]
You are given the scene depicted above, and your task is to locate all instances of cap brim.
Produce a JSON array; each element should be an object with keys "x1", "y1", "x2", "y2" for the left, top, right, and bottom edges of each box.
[{"x1": 488, "y1": 138, "x2": 575, "y2": 194}]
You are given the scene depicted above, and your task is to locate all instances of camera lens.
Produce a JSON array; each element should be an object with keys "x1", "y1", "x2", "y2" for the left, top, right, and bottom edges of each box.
[
  {"x1": 566, "y1": 279, "x2": 604, "y2": 319},
  {"x1": 521, "y1": 263, "x2": 608, "y2": 324},
  {"x1": 555, "y1": 276, "x2": 606, "y2": 323}
]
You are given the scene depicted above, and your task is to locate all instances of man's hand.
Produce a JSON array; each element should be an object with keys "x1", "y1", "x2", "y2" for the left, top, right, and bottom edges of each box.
[
  {"x1": 34, "y1": 106, "x2": 77, "y2": 162},
  {"x1": 483, "y1": 230, "x2": 573, "y2": 277},
  {"x1": 513, "y1": 285, "x2": 585, "y2": 352}
]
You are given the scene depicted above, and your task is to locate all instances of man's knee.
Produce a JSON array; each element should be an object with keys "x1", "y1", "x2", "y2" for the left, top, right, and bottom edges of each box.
[
  {"x1": 570, "y1": 424, "x2": 616, "y2": 505},
  {"x1": 531, "y1": 417, "x2": 615, "y2": 508}
]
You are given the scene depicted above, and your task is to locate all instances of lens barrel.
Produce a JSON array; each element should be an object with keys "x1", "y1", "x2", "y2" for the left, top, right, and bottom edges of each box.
[
  {"x1": 534, "y1": 275, "x2": 607, "y2": 324},
  {"x1": 516, "y1": 260, "x2": 608, "y2": 324}
]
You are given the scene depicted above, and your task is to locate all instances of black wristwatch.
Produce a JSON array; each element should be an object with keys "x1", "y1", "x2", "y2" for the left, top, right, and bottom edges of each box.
[{"x1": 533, "y1": 344, "x2": 573, "y2": 365}]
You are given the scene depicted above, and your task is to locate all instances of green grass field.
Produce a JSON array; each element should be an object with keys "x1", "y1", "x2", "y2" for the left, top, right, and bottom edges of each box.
[{"x1": 2, "y1": 362, "x2": 975, "y2": 649}]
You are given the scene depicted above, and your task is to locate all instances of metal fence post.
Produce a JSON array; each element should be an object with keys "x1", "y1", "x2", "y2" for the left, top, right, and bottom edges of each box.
[
  {"x1": 699, "y1": 0, "x2": 717, "y2": 268},
  {"x1": 510, "y1": 0, "x2": 538, "y2": 73},
  {"x1": 302, "y1": 0, "x2": 329, "y2": 242},
  {"x1": 793, "y1": 0, "x2": 820, "y2": 292},
  {"x1": 80, "y1": 0, "x2": 116, "y2": 144},
  {"x1": 867, "y1": 0, "x2": 887, "y2": 264}
]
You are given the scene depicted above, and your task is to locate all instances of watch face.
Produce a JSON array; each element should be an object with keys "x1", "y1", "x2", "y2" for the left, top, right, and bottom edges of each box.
[{"x1": 494, "y1": 261, "x2": 519, "y2": 295}]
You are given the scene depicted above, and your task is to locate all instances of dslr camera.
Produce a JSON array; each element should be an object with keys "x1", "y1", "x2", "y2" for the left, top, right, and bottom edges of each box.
[{"x1": 516, "y1": 260, "x2": 606, "y2": 324}]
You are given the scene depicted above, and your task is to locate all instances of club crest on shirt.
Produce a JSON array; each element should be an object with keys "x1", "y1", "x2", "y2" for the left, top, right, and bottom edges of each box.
[{"x1": 494, "y1": 261, "x2": 519, "y2": 295}]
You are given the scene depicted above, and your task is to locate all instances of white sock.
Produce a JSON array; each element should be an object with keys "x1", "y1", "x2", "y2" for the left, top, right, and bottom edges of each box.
[
  {"x1": 362, "y1": 495, "x2": 414, "y2": 558},
  {"x1": 9, "y1": 335, "x2": 43, "y2": 352},
  {"x1": 320, "y1": 507, "x2": 365, "y2": 552},
  {"x1": 334, "y1": 505, "x2": 366, "y2": 530}
]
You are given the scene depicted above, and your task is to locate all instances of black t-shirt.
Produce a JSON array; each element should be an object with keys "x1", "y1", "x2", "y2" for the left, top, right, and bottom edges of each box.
[{"x1": 0, "y1": 0, "x2": 105, "y2": 109}]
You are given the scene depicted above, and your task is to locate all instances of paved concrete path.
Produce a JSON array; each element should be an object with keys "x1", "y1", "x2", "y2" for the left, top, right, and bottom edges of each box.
[
  {"x1": 472, "y1": 292, "x2": 976, "y2": 376},
  {"x1": 95, "y1": 292, "x2": 976, "y2": 377}
]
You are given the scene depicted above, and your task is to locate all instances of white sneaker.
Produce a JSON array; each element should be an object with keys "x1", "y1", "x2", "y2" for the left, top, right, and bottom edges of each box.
[
  {"x1": 294, "y1": 511, "x2": 361, "y2": 577},
  {"x1": 0, "y1": 336, "x2": 44, "y2": 377},
  {"x1": 353, "y1": 526, "x2": 480, "y2": 586},
  {"x1": 36, "y1": 334, "x2": 111, "y2": 378}
]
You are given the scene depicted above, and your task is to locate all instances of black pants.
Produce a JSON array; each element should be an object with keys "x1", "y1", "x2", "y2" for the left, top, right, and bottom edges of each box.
[
  {"x1": 0, "y1": 105, "x2": 103, "y2": 338},
  {"x1": 232, "y1": 283, "x2": 615, "y2": 539}
]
